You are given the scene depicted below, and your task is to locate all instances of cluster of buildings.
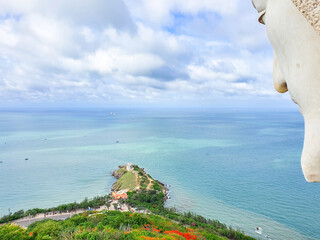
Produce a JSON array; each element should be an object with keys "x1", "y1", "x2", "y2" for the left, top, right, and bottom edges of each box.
[{"x1": 112, "y1": 189, "x2": 129, "y2": 200}]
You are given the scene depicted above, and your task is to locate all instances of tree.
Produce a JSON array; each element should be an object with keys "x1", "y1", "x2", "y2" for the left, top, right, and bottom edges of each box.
[
  {"x1": 32, "y1": 220, "x2": 62, "y2": 239},
  {"x1": 113, "y1": 203, "x2": 118, "y2": 210},
  {"x1": 106, "y1": 202, "x2": 111, "y2": 210}
]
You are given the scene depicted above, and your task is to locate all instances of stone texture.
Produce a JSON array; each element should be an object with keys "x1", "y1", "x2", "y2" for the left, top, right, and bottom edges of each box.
[{"x1": 292, "y1": 0, "x2": 320, "y2": 34}]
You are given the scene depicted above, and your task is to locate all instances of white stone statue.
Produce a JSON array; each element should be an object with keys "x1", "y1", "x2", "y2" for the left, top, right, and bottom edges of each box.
[{"x1": 252, "y1": 0, "x2": 320, "y2": 182}]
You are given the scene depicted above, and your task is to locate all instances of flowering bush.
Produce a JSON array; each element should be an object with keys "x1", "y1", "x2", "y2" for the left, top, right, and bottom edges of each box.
[
  {"x1": 164, "y1": 230, "x2": 197, "y2": 240},
  {"x1": 0, "y1": 223, "x2": 29, "y2": 240}
]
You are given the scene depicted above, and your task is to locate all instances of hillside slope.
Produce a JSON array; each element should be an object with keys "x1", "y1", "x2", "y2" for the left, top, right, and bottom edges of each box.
[{"x1": 0, "y1": 164, "x2": 256, "y2": 240}]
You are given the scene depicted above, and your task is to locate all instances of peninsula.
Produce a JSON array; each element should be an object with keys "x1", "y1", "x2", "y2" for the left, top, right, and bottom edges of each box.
[{"x1": 0, "y1": 164, "x2": 256, "y2": 240}]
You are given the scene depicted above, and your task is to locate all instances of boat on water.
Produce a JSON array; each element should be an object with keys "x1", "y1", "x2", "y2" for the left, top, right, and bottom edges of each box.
[
  {"x1": 255, "y1": 227, "x2": 262, "y2": 235},
  {"x1": 25, "y1": 158, "x2": 29, "y2": 161}
]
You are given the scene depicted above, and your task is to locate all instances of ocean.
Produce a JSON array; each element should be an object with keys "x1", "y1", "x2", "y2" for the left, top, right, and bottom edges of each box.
[{"x1": 0, "y1": 108, "x2": 318, "y2": 240}]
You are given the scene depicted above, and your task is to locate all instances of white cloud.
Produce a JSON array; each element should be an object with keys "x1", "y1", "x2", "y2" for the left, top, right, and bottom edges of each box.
[
  {"x1": 87, "y1": 49, "x2": 164, "y2": 75},
  {"x1": 0, "y1": 20, "x2": 18, "y2": 47},
  {"x1": 0, "y1": 0, "x2": 292, "y2": 107},
  {"x1": 124, "y1": 0, "x2": 240, "y2": 27}
]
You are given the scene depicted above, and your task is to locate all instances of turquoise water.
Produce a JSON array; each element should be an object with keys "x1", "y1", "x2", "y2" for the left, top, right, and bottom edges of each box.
[{"x1": 0, "y1": 108, "x2": 318, "y2": 240}]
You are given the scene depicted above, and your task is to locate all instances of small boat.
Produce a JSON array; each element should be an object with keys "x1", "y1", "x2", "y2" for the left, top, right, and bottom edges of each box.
[
  {"x1": 25, "y1": 158, "x2": 29, "y2": 161},
  {"x1": 255, "y1": 227, "x2": 262, "y2": 235}
]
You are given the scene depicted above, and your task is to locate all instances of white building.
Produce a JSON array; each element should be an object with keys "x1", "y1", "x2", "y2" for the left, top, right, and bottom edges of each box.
[{"x1": 126, "y1": 163, "x2": 134, "y2": 171}]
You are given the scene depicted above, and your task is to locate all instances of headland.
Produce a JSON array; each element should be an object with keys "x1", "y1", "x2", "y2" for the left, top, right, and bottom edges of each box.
[{"x1": 0, "y1": 164, "x2": 256, "y2": 239}]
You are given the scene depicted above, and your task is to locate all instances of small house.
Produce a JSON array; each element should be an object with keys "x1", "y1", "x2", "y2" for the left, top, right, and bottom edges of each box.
[{"x1": 112, "y1": 189, "x2": 128, "y2": 200}]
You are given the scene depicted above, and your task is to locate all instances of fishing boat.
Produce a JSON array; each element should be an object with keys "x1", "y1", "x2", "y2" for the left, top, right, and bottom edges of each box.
[{"x1": 255, "y1": 227, "x2": 262, "y2": 235}]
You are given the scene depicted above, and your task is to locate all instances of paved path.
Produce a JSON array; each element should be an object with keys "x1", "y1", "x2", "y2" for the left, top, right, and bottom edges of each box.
[
  {"x1": 146, "y1": 178, "x2": 153, "y2": 191},
  {"x1": 13, "y1": 213, "x2": 74, "y2": 228},
  {"x1": 10, "y1": 202, "x2": 132, "y2": 229}
]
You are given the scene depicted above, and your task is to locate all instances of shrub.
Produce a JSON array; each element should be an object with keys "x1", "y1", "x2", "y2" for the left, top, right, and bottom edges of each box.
[
  {"x1": 152, "y1": 181, "x2": 162, "y2": 191},
  {"x1": 87, "y1": 214, "x2": 105, "y2": 226},
  {"x1": 0, "y1": 223, "x2": 28, "y2": 240},
  {"x1": 69, "y1": 215, "x2": 88, "y2": 226},
  {"x1": 126, "y1": 190, "x2": 165, "y2": 211},
  {"x1": 32, "y1": 220, "x2": 62, "y2": 239},
  {"x1": 28, "y1": 219, "x2": 53, "y2": 231},
  {"x1": 0, "y1": 210, "x2": 25, "y2": 224}
]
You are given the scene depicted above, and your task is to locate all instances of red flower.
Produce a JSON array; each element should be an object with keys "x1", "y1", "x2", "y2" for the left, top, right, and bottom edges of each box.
[
  {"x1": 152, "y1": 228, "x2": 161, "y2": 233},
  {"x1": 29, "y1": 232, "x2": 33, "y2": 236},
  {"x1": 164, "y1": 230, "x2": 197, "y2": 240}
]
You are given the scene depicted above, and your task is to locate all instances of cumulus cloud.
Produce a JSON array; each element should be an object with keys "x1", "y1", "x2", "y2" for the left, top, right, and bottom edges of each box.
[{"x1": 0, "y1": 0, "x2": 292, "y2": 107}]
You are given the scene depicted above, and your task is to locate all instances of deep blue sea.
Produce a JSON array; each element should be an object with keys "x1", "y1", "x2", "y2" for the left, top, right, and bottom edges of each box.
[{"x1": 0, "y1": 108, "x2": 319, "y2": 240}]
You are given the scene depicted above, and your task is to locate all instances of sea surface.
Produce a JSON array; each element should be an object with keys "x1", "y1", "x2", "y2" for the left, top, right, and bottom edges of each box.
[{"x1": 0, "y1": 108, "x2": 318, "y2": 240}]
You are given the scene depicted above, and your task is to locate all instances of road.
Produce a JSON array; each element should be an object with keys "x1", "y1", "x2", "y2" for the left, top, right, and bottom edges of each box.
[{"x1": 9, "y1": 202, "x2": 132, "y2": 228}]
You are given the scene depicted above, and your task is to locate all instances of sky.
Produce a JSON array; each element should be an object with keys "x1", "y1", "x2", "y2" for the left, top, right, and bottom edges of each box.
[{"x1": 0, "y1": 0, "x2": 296, "y2": 109}]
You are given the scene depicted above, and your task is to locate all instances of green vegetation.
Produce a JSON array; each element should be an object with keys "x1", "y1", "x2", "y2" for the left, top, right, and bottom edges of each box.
[
  {"x1": 112, "y1": 164, "x2": 164, "y2": 192},
  {"x1": 0, "y1": 223, "x2": 28, "y2": 240},
  {"x1": 126, "y1": 189, "x2": 166, "y2": 212},
  {"x1": 112, "y1": 171, "x2": 137, "y2": 191},
  {"x1": 133, "y1": 165, "x2": 142, "y2": 173},
  {"x1": 152, "y1": 181, "x2": 162, "y2": 191},
  {"x1": 0, "y1": 210, "x2": 255, "y2": 240},
  {"x1": 0, "y1": 164, "x2": 256, "y2": 239},
  {"x1": 0, "y1": 196, "x2": 110, "y2": 224}
]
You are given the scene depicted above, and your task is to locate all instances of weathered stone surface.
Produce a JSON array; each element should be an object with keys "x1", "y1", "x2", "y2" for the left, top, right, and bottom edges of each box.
[
  {"x1": 252, "y1": 0, "x2": 320, "y2": 182},
  {"x1": 292, "y1": 0, "x2": 320, "y2": 34}
]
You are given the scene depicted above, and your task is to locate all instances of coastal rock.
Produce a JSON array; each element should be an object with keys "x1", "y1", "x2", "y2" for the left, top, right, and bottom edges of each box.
[{"x1": 112, "y1": 167, "x2": 127, "y2": 179}]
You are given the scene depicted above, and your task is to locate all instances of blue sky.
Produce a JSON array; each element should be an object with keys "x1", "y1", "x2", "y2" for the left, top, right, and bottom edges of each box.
[{"x1": 0, "y1": 0, "x2": 296, "y2": 109}]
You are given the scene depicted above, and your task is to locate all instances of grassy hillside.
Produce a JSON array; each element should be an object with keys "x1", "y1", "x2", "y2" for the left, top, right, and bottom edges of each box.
[
  {"x1": 112, "y1": 171, "x2": 137, "y2": 191},
  {"x1": 0, "y1": 164, "x2": 256, "y2": 240},
  {"x1": 112, "y1": 165, "x2": 166, "y2": 192},
  {"x1": 0, "y1": 210, "x2": 256, "y2": 240}
]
